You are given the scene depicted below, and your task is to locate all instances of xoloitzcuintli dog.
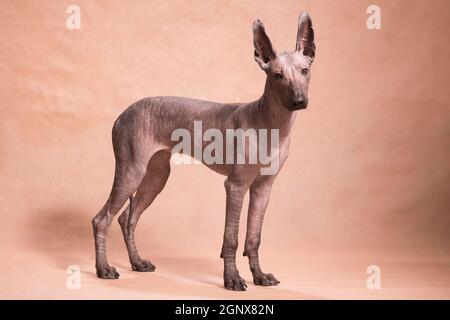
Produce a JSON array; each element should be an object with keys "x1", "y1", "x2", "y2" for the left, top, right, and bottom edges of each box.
[{"x1": 92, "y1": 11, "x2": 315, "y2": 291}]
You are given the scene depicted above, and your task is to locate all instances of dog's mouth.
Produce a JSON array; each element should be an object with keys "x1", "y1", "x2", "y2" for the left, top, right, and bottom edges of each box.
[{"x1": 286, "y1": 103, "x2": 308, "y2": 111}]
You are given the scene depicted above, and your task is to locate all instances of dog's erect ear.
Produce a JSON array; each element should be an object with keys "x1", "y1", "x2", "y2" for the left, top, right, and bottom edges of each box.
[
  {"x1": 253, "y1": 20, "x2": 276, "y2": 69},
  {"x1": 296, "y1": 11, "x2": 315, "y2": 59}
]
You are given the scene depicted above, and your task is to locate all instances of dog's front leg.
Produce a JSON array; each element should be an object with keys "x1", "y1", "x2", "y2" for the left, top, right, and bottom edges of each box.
[
  {"x1": 220, "y1": 177, "x2": 248, "y2": 291},
  {"x1": 243, "y1": 177, "x2": 280, "y2": 286}
]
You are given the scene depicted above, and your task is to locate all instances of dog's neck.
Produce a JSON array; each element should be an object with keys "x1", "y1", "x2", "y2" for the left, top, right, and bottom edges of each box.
[{"x1": 256, "y1": 78, "x2": 297, "y2": 138}]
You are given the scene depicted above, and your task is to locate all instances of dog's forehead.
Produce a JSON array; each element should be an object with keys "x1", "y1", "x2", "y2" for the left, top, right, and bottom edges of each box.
[{"x1": 278, "y1": 52, "x2": 311, "y2": 69}]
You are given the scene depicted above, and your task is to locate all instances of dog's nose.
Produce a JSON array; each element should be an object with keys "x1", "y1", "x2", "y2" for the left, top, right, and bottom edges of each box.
[{"x1": 293, "y1": 97, "x2": 308, "y2": 109}]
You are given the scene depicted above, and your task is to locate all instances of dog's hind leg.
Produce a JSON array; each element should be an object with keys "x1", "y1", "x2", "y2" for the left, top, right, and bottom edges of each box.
[
  {"x1": 92, "y1": 118, "x2": 155, "y2": 279},
  {"x1": 92, "y1": 158, "x2": 148, "y2": 279},
  {"x1": 118, "y1": 150, "x2": 171, "y2": 272}
]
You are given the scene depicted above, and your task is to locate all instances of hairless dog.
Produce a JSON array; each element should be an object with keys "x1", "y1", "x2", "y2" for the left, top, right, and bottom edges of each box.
[{"x1": 92, "y1": 11, "x2": 315, "y2": 291}]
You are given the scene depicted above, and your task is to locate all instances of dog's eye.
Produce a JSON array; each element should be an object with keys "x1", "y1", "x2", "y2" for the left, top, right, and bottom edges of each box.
[
  {"x1": 274, "y1": 72, "x2": 283, "y2": 80},
  {"x1": 301, "y1": 68, "x2": 309, "y2": 75}
]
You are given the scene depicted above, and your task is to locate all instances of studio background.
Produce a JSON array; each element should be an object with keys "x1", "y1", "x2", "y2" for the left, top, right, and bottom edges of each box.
[{"x1": 0, "y1": 0, "x2": 449, "y2": 299}]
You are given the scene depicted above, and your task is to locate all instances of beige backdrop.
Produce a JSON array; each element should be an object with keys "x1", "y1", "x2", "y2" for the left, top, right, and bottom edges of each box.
[{"x1": 0, "y1": 0, "x2": 449, "y2": 299}]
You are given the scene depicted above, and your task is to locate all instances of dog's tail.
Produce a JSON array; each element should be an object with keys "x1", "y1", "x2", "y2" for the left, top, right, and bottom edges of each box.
[{"x1": 126, "y1": 195, "x2": 134, "y2": 235}]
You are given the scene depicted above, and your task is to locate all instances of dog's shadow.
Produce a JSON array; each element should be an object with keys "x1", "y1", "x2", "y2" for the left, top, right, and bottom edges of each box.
[
  {"x1": 25, "y1": 206, "x2": 220, "y2": 279},
  {"x1": 26, "y1": 206, "x2": 320, "y2": 298},
  {"x1": 26, "y1": 207, "x2": 226, "y2": 289},
  {"x1": 26, "y1": 207, "x2": 97, "y2": 269}
]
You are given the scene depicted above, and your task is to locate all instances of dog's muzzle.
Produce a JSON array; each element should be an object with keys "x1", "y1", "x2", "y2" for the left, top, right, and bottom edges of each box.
[{"x1": 287, "y1": 97, "x2": 308, "y2": 111}]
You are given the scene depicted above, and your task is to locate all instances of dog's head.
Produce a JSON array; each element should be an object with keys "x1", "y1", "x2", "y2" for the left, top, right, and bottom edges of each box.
[{"x1": 253, "y1": 12, "x2": 315, "y2": 111}]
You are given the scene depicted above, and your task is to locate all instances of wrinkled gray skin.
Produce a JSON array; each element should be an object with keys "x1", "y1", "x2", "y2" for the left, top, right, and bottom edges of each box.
[{"x1": 92, "y1": 12, "x2": 315, "y2": 291}]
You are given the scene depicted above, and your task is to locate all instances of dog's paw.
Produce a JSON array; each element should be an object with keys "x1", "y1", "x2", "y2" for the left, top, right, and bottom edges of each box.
[
  {"x1": 131, "y1": 259, "x2": 156, "y2": 272},
  {"x1": 96, "y1": 265, "x2": 120, "y2": 279},
  {"x1": 253, "y1": 272, "x2": 280, "y2": 286},
  {"x1": 224, "y1": 273, "x2": 247, "y2": 291}
]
